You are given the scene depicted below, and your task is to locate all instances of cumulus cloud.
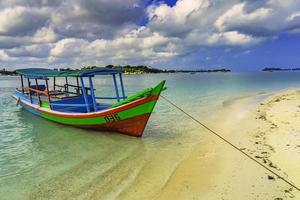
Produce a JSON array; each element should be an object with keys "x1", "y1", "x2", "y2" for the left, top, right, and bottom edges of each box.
[
  {"x1": 5, "y1": 44, "x2": 51, "y2": 58},
  {"x1": 50, "y1": 0, "x2": 146, "y2": 39},
  {"x1": 48, "y1": 28, "x2": 178, "y2": 66},
  {"x1": 32, "y1": 27, "x2": 59, "y2": 43},
  {"x1": 214, "y1": 2, "x2": 272, "y2": 35},
  {"x1": 50, "y1": 38, "x2": 89, "y2": 57},
  {"x1": 0, "y1": 6, "x2": 49, "y2": 36},
  {"x1": 0, "y1": 0, "x2": 61, "y2": 8},
  {"x1": 207, "y1": 31, "x2": 262, "y2": 46},
  {"x1": 216, "y1": 0, "x2": 300, "y2": 36},
  {"x1": 0, "y1": 0, "x2": 300, "y2": 68}
]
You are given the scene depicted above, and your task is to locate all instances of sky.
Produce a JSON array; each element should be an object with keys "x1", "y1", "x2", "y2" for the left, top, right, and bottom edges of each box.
[{"x1": 0, "y1": 0, "x2": 300, "y2": 71}]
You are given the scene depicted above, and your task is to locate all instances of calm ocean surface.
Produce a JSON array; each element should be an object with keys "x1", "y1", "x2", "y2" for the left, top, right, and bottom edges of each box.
[{"x1": 1, "y1": 72, "x2": 300, "y2": 199}]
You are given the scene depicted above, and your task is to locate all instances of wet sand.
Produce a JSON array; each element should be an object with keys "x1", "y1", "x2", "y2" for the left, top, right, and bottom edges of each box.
[{"x1": 157, "y1": 90, "x2": 300, "y2": 199}]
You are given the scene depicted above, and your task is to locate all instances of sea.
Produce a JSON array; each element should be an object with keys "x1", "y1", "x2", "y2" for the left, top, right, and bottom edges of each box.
[{"x1": 1, "y1": 72, "x2": 300, "y2": 199}]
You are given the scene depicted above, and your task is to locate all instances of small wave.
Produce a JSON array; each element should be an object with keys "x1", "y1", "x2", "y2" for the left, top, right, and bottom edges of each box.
[{"x1": 222, "y1": 92, "x2": 267, "y2": 108}]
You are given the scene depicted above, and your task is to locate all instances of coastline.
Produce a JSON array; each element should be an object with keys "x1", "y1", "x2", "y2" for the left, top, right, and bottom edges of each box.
[{"x1": 156, "y1": 89, "x2": 300, "y2": 199}]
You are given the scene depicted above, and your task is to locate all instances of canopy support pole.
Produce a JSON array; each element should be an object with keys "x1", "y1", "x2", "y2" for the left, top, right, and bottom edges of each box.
[
  {"x1": 27, "y1": 78, "x2": 32, "y2": 103},
  {"x1": 88, "y1": 76, "x2": 97, "y2": 111},
  {"x1": 80, "y1": 77, "x2": 90, "y2": 112},
  {"x1": 76, "y1": 77, "x2": 80, "y2": 94},
  {"x1": 53, "y1": 77, "x2": 56, "y2": 90},
  {"x1": 119, "y1": 73, "x2": 125, "y2": 99},
  {"x1": 20, "y1": 75, "x2": 24, "y2": 93},
  {"x1": 45, "y1": 79, "x2": 52, "y2": 109},
  {"x1": 65, "y1": 77, "x2": 69, "y2": 96},
  {"x1": 113, "y1": 74, "x2": 120, "y2": 102},
  {"x1": 35, "y1": 79, "x2": 41, "y2": 106}
]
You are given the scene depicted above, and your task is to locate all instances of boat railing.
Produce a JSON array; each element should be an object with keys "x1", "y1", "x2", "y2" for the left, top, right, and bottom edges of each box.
[
  {"x1": 55, "y1": 83, "x2": 93, "y2": 91},
  {"x1": 27, "y1": 87, "x2": 51, "y2": 108},
  {"x1": 16, "y1": 70, "x2": 127, "y2": 113},
  {"x1": 95, "y1": 96, "x2": 127, "y2": 100},
  {"x1": 50, "y1": 103, "x2": 92, "y2": 107},
  {"x1": 28, "y1": 87, "x2": 48, "y2": 96}
]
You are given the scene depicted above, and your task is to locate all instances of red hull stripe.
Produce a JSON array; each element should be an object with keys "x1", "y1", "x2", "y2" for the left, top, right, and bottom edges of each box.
[
  {"x1": 75, "y1": 114, "x2": 151, "y2": 137},
  {"x1": 13, "y1": 94, "x2": 160, "y2": 118}
]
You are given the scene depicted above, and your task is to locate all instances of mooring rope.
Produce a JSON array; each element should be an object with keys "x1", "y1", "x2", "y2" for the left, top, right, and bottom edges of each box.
[{"x1": 161, "y1": 95, "x2": 300, "y2": 192}]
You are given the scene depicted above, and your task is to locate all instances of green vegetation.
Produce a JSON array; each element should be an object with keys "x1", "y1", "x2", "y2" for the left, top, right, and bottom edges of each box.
[
  {"x1": 0, "y1": 68, "x2": 17, "y2": 75},
  {"x1": 0, "y1": 65, "x2": 231, "y2": 76},
  {"x1": 262, "y1": 67, "x2": 300, "y2": 72},
  {"x1": 82, "y1": 65, "x2": 231, "y2": 74}
]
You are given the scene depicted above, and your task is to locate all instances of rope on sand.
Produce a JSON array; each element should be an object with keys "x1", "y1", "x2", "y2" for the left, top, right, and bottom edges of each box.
[{"x1": 161, "y1": 95, "x2": 300, "y2": 192}]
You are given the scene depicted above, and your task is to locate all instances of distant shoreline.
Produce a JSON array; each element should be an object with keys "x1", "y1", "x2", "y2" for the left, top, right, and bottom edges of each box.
[
  {"x1": 0, "y1": 65, "x2": 231, "y2": 76},
  {"x1": 262, "y1": 67, "x2": 300, "y2": 72}
]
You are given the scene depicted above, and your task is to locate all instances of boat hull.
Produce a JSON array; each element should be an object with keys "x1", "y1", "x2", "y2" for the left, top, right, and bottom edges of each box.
[
  {"x1": 75, "y1": 113, "x2": 151, "y2": 136},
  {"x1": 13, "y1": 81, "x2": 165, "y2": 137}
]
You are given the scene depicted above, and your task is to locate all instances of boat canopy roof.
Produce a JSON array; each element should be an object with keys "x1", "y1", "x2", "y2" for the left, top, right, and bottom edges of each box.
[{"x1": 16, "y1": 68, "x2": 123, "y2": 78}]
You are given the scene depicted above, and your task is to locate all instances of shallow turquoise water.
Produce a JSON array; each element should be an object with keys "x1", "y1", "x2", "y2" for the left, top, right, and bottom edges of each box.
[{"x1": 1, "y1": 72, "x2": 300, "y2": 199}]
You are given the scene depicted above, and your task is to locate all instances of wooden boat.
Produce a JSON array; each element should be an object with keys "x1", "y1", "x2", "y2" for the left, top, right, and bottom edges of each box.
[{"x1": 12, "y1": 68, "x2": 166, "y2": 137}]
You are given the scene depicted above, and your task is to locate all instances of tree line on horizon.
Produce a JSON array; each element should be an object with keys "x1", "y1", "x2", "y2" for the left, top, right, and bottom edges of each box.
[
  {"x1": 262, "y1": 67, "x2": 300, "y2": 72},
  {"x1": 0, "y1": 65, "x2": 231, "y2": 76}
]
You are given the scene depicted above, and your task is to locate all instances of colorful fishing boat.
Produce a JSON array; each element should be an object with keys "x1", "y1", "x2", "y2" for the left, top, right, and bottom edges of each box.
[{"x1": 12, "y1": 68, "x2": 166, "y2": 137}]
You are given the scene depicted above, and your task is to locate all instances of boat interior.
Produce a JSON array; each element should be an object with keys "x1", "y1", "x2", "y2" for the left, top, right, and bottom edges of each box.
[{"x1": 15, "y1": 69, "x2": 128, "y2": 113}]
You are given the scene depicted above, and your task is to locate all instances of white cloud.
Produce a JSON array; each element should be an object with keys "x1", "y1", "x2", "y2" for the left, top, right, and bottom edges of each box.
[
  {"x1": 0, "y1": 6, "x2": 49, "y2": 36},
  {"x1": 5, "y1": 44, "x2": 52, "y2": 58},
  {"x1": 207, "y1": 31, "x2": 262, "y2": 46},
  {"x1": 32, "y1": 27, "x2": 58, "y2": 43},
  {"x1": 0, "y1": 50, "x2": 9, "y2": 60},
  {"x1": 215, "y1": 3, "x2": 272, "y2": 32},
  {"x1": 147, "y1": 0, "x2": 212, "y2": 37},
  {"x1": 287, "y1": 11, "x2": 300, "y2": 22},
  {"x1": 50, "y1": 0, "x2": 145, "y2": 39},
  {"x1": 50, "y1": 38, "x2": 89, "y2": 57}
]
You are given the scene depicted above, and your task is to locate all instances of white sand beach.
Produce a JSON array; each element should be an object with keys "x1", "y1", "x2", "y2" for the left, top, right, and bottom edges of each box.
[{"x1": 156, "y1": 90, "x2": 300, "y2": 200}]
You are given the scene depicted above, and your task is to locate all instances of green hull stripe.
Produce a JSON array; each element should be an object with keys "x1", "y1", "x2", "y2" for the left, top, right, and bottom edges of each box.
[{"x1": 39, "y1": 100, "x2": 157, "y2": 125}]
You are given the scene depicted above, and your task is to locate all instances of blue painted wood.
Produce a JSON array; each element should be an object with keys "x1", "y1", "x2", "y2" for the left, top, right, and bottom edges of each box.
[
  {"x1": 17, "y1": 68, "x2": 123, "y2": 78},
  {"x1": 113, "y1": 74, "x2": 120, "y2": 102},
  {"x1": 95, "y1": 96, "x2": 127, "y2": 100},
  {"x1": 80, "y1": 77, "x2": 90, "y2": 112},
  {"x1": 88, "y1": 76, "x2": 97, "y2": 111},
  {"x1": 119, "y1": 73, "x2": 126, "y2": 99},
  {"x1": 24, "y1": 75, "x2": 49, "y2": 80},
  {"x1": 51, "y1": 103, "x2": 91, "y2": 107},
  {"x1": 14, "y1": 90, "x2": 40, "y2": 107},
  {"x1": 21, "y1": 102, "x2": 41, "y2": 116}
]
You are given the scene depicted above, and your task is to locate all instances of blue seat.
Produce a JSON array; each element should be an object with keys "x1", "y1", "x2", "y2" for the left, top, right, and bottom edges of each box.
[{"x1": 31, "y1": 85, "x2": 46, "y2": 91}]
